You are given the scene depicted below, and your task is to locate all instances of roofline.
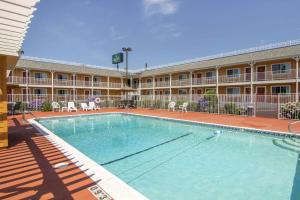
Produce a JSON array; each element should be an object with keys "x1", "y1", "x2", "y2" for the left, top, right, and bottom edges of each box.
[{"x1": 19, "y1": 38, "x2": 300, "y2": 74}]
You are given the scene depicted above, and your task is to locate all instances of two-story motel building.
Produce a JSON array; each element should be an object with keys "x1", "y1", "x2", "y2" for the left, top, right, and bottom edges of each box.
[{"x1": 6, "y1": 39, "x2": 300, "y2": 102}]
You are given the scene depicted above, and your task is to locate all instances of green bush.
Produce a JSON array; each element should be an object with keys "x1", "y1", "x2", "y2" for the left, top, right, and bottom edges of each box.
[
  {"x1": 224, "y1": 102, "x2": 239, "y2": 114},
  {"x1": 204, "y1": 90, "x2": 218, "y2": 113},
  {"x1": 41, "y1": 102, "x2": 52, "y2": 112},
  {"x1": 280, "y1": 102, "x2": 300, "y2": 119}
]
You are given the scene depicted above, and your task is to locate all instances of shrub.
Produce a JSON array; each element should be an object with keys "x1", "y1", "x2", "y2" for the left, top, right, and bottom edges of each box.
[
  {"x1": 280, "y1": 102, "x2": 300, "y2": 119},
  {"x1": 224, "y1": 102, "x2": 239, "y2": 114},
  {"x1": 41, "y1": 102, "x2": 52, "y2": 112}
]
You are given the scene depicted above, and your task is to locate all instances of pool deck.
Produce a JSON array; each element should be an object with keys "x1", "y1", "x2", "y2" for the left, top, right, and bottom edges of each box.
[{"x1": 1, "y1": 108, "x2": 299, "y2": 200}]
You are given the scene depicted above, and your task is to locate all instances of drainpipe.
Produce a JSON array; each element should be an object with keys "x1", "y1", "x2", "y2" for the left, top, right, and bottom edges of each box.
[
  {"x1": 139, "y1": 77, "x2": 142, "y2": 100},
  {"x1": 189, "y1": 71, "x2": 193, "y2": 103},
  {"x1": 107, "y1": 75, "x2": 110, "y2": 101},
  {"x1": 91, "y1": 75, "x2": 94, "y2": 97},
  {"x1": 72, "y1": 73, "x2": 76, "y2": 102}
]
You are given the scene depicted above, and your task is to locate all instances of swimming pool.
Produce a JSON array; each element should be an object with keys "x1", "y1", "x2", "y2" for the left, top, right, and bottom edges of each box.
[{"x1": 37, "y1": 113, "x2": 300, "y2": 200}]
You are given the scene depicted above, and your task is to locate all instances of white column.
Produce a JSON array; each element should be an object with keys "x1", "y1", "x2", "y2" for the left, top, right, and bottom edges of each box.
[
  {"x1": 216, "y1": 66, "x2": 219, "y2": 95},
  {"x1": 169, "y1": 73, "x2": 172, "y2": 101},
  {"x1": 26, "y1": 69, "x2": 29, "y2": 103},
  {"x1": 51, "y1": 71, "x2": 54, "y2": 102},
  {"x1": 189, "y1": 71, "x2": 193, "y2": 102},
  {"x1": 295, "y1": 57, "x2": 299, "y2": 102},
  {"x1": 107, "y1": 75, "x2": 110, "y2": 100},
  {"x1": 73, "y1": 73, "x2": 76, "y2": 101},
  {"x1": 91, "y1": 75, "x2": 94, "y2": 97},
  {"x1": 250, "y1": 63, "x2": 254, "y2": 104},
  {"x1": 152, "y1": 76, "x2": 155, "y2": 100},
  {"x1": 139, "y1": 77, "x2": 142, "y2": 100}
]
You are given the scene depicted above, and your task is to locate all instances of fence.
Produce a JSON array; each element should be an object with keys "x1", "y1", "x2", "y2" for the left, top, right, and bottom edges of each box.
[{"x1": 6, "y1": 94, "x2": 300, "y2": 119}]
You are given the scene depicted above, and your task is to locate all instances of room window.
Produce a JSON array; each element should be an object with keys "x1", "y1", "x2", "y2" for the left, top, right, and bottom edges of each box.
[
  {"x1": 179, "y1": 89, "x2": 188, "y2": 95},
  {"x1": 226, "y1": 87, "x2": 240, "y2": 95},
  {"x1": 271, "y1": 86, "x2": 290, "y2": 94},
  {"x1": 93, "y1": 90, "x2": 101, "y2": 96},
  {"x1": 272, "y1": 63, "x2": 290, "y2": 74},
  {"x1": 34, "y1": 72, "x2": 47, "y2": 79},
  {"x1": 57, "y1": 74, "x2": 68, "y2": 80},
  {"x1": 179, "y1": 74, "x2": 188, "y2": 80},
  {"x1": 57, "y1": 89, "x2": 68, "y2": 96},
  {"x1": 33, "y1": 88, "x2": 46, "y2": 95},
  {"x1": 164, "y1": 90, "x2": 170, "y2": 95},
  {"x1": 227, "y1": 69, "x2": 240, "y2": 77},
  {"x1": 206, "y1": 71, "x2": 216, "y2": 79}
]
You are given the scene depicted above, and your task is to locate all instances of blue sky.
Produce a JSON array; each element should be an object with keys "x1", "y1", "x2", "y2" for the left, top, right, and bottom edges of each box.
[{"x1": 23, "y1": 0, "x2": 300, "y2": 69}]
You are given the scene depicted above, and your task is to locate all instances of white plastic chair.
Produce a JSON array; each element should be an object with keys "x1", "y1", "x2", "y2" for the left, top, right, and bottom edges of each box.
[
  {"x1": 80, "y1": 103, "x2": 91, "y2": 111},
  {"x1": 51, "y1": 102, "x2": 60, "y2": 112},
  {"x1": 168, "y1": 101, "x2": 176, "y2": 112},
  {"x1": 89, "y1": 102, "x2": 100, "y2": 110},
  {"x1": 67, "y1": 102, "x2": 78, "y2": 112},
  {"x1": 179, "y1": 102, "x2": 188, "y2": 112}
]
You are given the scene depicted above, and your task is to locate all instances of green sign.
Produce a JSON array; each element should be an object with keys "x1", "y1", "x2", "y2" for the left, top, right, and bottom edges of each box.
[{"x1": 112, "y1": 53, "x2": 123, "y2": 64}]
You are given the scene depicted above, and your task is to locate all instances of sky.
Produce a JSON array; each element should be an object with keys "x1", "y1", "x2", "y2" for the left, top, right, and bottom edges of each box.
[{"x1": 23, "y1": 0, "x2": 300, "y2": 69}]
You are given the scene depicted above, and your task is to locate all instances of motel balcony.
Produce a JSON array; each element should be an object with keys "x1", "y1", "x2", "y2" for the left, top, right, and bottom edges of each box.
[
  {"x1": 192, "y1": 77, "x2": 217, "y2": 85},
  {"x1": 171, "y1": 79, "x2": 190, "y2": 87},
  {"x1": 93, "y1": 81, "x2": 109, "y2": 88},
  {"x1": 141, "y1": 82, "x2": 153, "y2": 89},
  {"x1": 253, "y1": 69, "x2": 297, "y2": 82},
  {"x1": 218, "y1": 74, "x2": 250, "y2": 84},
  {"x1": 155, "y1": 81, "x2": 170, "y2": 88},
  {"x1": 110, "y1": 82, "x2": 122, "y2": 88}
]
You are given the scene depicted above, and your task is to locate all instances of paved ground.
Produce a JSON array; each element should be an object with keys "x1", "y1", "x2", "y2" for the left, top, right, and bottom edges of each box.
[{"x1": 1, "y1": 108, "x2": 298, "y2": 200}]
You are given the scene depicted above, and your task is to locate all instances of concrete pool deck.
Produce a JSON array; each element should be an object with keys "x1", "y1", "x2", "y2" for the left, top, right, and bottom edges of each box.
[{"x1": 1, "y1": 108, "x2": 299, "y2": 199}]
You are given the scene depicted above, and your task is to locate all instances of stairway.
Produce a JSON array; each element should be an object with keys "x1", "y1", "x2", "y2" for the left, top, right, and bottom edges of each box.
[{"x1": 273, "y1": 137, "x2": 300, "y2": 153}]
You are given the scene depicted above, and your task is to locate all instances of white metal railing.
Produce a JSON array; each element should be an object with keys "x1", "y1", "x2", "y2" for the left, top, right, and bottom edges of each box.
[
  {"x1": 93, "y1": 81, "x2": 108, "y2": 88},
  {"x1": 7, "y1": 76, "x2": 27, "y2": 84},
  {"x1": 155, "y1": 81, "x2": 170, "y2": 87},
  {"x1": 54, "y1": 79, "x2": 73, "y2": 86},
  {"x1": 110, "y1": 82, "x2": 122, "y2": 88},
  {"x1": 172, "y1": 79, "x2": 190, "y2": 87},
  {"x1": 253, "y1": 69, "x2": 297, "y2": 82},
  {"x1": 193, "y1": 77, "x2": 217, "y2": 85},
  {"x1": 218, "y1": 74, "x2": 250, "y2": 84},
  {"x1": 28, "y1": 77, "x2": 52, "y2": 85},
  {"x1": 75, "y1": 80, "x2": 92, "y2": 87},
  {"x1": 141, "y1": 82, "x2": 153, "y2": 88}
]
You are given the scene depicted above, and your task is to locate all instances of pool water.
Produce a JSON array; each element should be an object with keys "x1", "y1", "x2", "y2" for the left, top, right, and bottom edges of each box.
[{"x1": 38, "y1": 113, "x2": 300, "y2": 200}]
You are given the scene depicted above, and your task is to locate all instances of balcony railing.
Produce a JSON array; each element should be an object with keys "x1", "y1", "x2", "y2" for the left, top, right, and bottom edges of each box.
[
  {"x1": 110, "y1": 82, "x2": 122, "y2": 88},
  {"x1": 75, "y1": 80, "x2": 92, "y2": 87},
  {"x1": 54, "y1": 79, "x2": 73, "y2": 86},
  {"x1": 141, "y1": 82, "x2": 153, "y2": 88},
  {"x1": 218, "y1": 74, "x2": 250, "y2": 84},
  {"x1": 93, "y1": 81, "x2": 108, "y2": 88},
  {"x1": 156, "y1": 81, "x2": 170, "y2": 87},
  {"x1": 172, "y1": 79, "x2": 190, "y2": 87},
  {"x1": 7, "y1": 76, "x2": 27, "y2": 84},
  {"x1": 192, "y1": 77, "x2": 217, "y2": 85},
  {"x1": 28, "y1": 77, "x2": 52, "y2": 85},
  {"x1": 253, "y1": 70, "x2": 297, "y2": 82}
]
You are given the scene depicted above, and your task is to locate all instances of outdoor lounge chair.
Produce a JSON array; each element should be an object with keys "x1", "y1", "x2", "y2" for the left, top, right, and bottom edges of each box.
[
  {"x1": 89, "y1": 102, "x2": 100, "y2": 110},
  {"x1": 168, "y1": 101, "x2": 176, "y2": 112},
  {"x1": 67, "y1": 102, "x2": 78, "y2": 112},
  {"x1": 80, "y1": 103, "x2": 91, "y2": 111},
  {"x1": 179, "y1": 102, "x2": 188, "y2": 112},
  {"x1": 51, "y1": 102, "x2": 60, "y2": 112}
]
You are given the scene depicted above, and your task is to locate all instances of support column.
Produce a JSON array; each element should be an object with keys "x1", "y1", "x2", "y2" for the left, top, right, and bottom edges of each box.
[
  {"x1": 139, "y1": 77, "x2": 142, "y2": 100},
  {"x1": 295, "y1": 57, "x2": 299, "y2": 102},
  {"x1": 215, "y1": 66, "x2": 219, "y2": 95},
  {"x1": 72, "y1": 73, "x2": 76, "y2": 101},
  {"x1": 250, "y1": 62, "x2": 255, "y2": 104},
  {"x1": 51, "y1": 71, "x2": 54, "y2": 102},
  {"x1": 169, "y1": 73, "x2": 172, "y2": 101},
  {"x1": 91, "y1": 75, "x2": 94, "y2": 97},
  {"x1": 189, "y1": 71, "x2": 193, "y2": 102},
  {"x1": 26, "y1": 69, "x2": 29, "y2": 103},
  {"x1": 107, "y1": 75, "x2": 110, "y2": 100},
  {"x1": 152, "y1": 76, "x2": 155, "y2": 100}
]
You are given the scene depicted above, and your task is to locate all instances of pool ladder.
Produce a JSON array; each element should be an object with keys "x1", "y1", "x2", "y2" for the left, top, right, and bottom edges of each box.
[{"x1": 22, "y1": 111, "x2": 39, "y2": 123}]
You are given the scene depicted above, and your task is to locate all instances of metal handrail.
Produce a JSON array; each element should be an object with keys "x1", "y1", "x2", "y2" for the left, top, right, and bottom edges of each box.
[
  {"x1": 22, "y1": 111, "x2": 39, "y2": 123},
  {"x1": 288, "y1": 121, "x2": 300, "y2": 134}
]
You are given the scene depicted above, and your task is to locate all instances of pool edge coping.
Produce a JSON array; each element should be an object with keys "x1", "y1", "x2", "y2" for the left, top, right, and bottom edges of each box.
[{"x1": 28, "y1": 117, "x2": 149, "y2": 200}]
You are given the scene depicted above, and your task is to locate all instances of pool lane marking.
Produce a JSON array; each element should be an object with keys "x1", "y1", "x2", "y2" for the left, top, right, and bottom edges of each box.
[{"x1": 101, "y1": 132, "x2": 193, "y2": 166}]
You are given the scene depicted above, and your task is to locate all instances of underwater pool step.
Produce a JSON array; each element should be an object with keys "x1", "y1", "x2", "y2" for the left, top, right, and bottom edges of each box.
[
  {"x1": 272, "y1": 139, "x2": 300, "y2": 153},
  {"x1": 282, "y1": 139, "x2": 300, "y2": 147}
]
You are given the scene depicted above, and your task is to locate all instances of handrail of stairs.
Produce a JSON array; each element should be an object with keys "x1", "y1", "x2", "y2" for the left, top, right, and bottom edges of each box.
[
  {"x1": 22, "y1": 110, "x2": 39, "y2": 123},
  {"x1": 288, "y1": 120, "x2": 300, "y2": 134}
]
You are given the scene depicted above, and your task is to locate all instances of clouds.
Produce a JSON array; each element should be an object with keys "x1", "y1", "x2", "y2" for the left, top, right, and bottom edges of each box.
[
  {"x1": 144, "y1": 0, "x2": 178, "y2": 16},
  {"x1": 110, "y1": 26, "x2": 128, "y2": 41}
]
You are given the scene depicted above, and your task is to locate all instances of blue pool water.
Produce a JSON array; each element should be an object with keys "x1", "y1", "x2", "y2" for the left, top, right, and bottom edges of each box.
[{"x1": 38, "y1": 113, "x2": 300, "y2": 200}]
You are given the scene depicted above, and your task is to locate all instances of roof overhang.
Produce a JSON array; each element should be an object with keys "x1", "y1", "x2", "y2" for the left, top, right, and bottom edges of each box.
[{"x1": 0, "y1": 0, "x2": 40, "y2": 57}]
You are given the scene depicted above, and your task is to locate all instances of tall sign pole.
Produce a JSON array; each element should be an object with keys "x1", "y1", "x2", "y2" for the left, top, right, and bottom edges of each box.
[{"x1": 122, "y1": 47, "x2": 132, "y2": 100}]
